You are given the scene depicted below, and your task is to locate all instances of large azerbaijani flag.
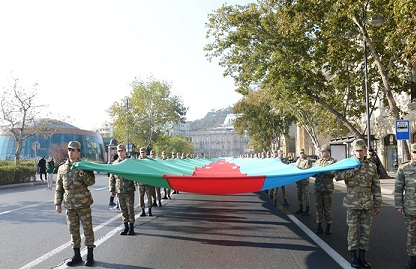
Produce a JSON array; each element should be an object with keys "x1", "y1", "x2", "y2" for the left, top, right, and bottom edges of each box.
[{"x1": 73, "y1": 157, "x2": 360, "y2": 195}]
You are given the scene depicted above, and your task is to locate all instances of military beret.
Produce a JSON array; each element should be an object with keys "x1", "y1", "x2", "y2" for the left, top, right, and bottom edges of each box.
[{"x1": 140, "y1": 147, "x2": 146, "y2": 153}]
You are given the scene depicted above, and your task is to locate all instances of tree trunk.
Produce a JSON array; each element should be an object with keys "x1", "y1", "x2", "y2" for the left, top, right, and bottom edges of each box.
[{"x1": 15, "y1": 139, "x2": 22, "y2": 165}]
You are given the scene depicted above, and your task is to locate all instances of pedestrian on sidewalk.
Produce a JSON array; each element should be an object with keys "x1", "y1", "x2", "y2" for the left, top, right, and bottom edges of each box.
[
  {"x1": 334, "y1": 139, "x2": 381, "y2": 268},
  {"x1": 394, "y1": 143, "x2": 416, "y2": 269},
  {"x1": 38, "y1": 156, "x2": 47, "y2": 181},
  {"x1": 46, "y1": 160, "x2": 55, "y2": 189}
]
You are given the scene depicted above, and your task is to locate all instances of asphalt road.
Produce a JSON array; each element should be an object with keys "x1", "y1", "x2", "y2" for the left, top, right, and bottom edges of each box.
[{"x1": 0, "y1": 174, "x2": 408, "y2": 269}]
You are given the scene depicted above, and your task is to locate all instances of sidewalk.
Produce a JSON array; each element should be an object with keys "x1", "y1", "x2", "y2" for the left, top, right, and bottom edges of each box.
[{"x1": 0, "y1": 178, "x2": 46, "y2": 190}]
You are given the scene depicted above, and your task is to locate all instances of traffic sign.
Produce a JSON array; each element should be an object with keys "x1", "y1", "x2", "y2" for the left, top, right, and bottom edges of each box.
[
  {"x1": 395, "y1": 120, "x2": 410, "y2": 140},
  {"x1": 32, "y1": 141, "x2": 40, "y2": 151}
]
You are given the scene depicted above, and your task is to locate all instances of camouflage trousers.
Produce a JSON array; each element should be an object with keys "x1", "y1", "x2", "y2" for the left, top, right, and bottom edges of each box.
[
  {"x1": 164, "y1": 188, "x2": 171, "y2": 197},
  {"x1": 315, "y1": 191, "x2": 333, "y2": 224},
  {"x1": 152, "y1": 186, "x2": 162, "y2": 202},
  {"x1": 272, "y1": 186, "x2": 287, "y2": 200},
  {"x1": 139, "y1": 184, "x2": 153, "y2": 209},
  {"x1": 346, "y1": 209, "x2": 373, "y2": 251},
  {"x1": 118, "y1": 192, "x2": 135, "y2": 223},
  {"x1": 296, "y1": 179, "x2": 310, "y2": 207},
  {"x1": 404, "y1": 214, "x2": 416, "y2": 256},
  {"x1": 66, "y1": 207, "x2": 95, "y2": 248}
]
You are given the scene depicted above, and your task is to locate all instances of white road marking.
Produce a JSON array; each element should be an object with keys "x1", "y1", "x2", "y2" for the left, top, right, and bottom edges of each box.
[
  {"x1": 19, "y1": 203, "x2": 142, "y2": 269},
  {"x1": 94, "y1": 186, "x2": 109, "y2": 191},
  {"x1": 0, "y1": 201, "x2": 52, "y2": 215},
  {"x1": 288, "y1": 214, "x2": 352, "y2": 269}
]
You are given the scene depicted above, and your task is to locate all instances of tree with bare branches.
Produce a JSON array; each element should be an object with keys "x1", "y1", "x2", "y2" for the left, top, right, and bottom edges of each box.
[{"x1": 0, "y1": 77, "x2": 54, "y2": 164}]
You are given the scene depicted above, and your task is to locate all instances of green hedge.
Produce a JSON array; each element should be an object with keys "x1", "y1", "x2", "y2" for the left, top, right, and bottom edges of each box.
[{"x1": 0, "y1": 161, "x2": 37, "y2": 186}]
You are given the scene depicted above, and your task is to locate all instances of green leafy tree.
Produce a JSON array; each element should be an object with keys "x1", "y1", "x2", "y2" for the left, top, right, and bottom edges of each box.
[
  {"x1": 160, "y1": 135, "x2": 194, "y2": 156},
  {"x1": 233, "y1": 89, "x2": 295, "y2": 152},
  {"x1": 205, "y1": 0, "x2": 415, "y2": 159},
  {"x1": 107, "y1": 77, "x2": 188, "y2": 151}
]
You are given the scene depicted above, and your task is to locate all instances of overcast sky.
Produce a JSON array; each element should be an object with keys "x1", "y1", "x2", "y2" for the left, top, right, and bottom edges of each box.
[{"x1": 0, "y1": 0, "x2": 253, "y2": 130}]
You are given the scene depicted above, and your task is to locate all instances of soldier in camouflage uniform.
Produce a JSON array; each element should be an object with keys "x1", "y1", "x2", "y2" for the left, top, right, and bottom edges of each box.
[
  {"x1": 138, "y1": 147, "x2": 153, "y2": 217},
  {"x1": 149, "y1": 150, "x2": 162, "y2": 207},
  {"x1": 54, "y1": 141, "x2": 96, "y2": 267},
  {"x1": 272, "y1": 150, "x2": 289, "y2": 206},
  {"x1": 313, "y1": 144, "x2": 337, "y2": 234},
  {"x1": 395, "y1": 143, "x2": 416, "y2": 269},
  {"x1": 295, "y1": 148, "x2": 312, "y2": 215},
  {"x1": 161, "y1": 151, "x2": 172, "y2": 199},
  {"x1": 109, "y1": 144, "x2": 136, "y2": 235},
  {"x1": 334, "y1": 139, "x2": 381, "y2": 269}
]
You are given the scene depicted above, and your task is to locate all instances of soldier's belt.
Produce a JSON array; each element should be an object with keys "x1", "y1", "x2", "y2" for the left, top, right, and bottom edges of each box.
[{"x1": 347, "y1": 187, "x2": 372, "y2": 193}]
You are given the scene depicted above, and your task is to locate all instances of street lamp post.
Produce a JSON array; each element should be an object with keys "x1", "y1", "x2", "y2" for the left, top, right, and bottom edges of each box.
[
  {"x1": 364, "y1": 41, "x2": 371, "y2": 150},
  {"x1": 125, "y1": 97, "x2": 129, "y2": 154},
  {"x1": 363, "y1": 2, "x2": 371, "y2": 150},
  {"x1": 362, "y1": 2, "x2": 383, "y2": 150}
]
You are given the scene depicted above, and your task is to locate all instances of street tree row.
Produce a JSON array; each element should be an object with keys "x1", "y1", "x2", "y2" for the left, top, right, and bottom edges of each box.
[{"x1": 205, "y1": 0, "x2": 415, "y2": 158}]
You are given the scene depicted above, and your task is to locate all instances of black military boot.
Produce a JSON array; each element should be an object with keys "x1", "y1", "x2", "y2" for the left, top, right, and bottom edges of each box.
[
  {"x1": 140, "y1": 208, "x2": 146, "y2": 217},
  {"x1": 295, "y1": 205, "x2": 303, "y2": 214},
  {"x1": 66, "y1": 248, "x2": 82, "y2": 266},
  {"x1": 325, "y1": 223, "x2": 332, "y2": 234},
  {"x1": 148, "y1": 208, "x2": 153, "y2": 216},
  {"x1": 158, "y1": 201, "x2": 162, "y2": 207},
  {"x1": 153, "y1": 200, "x2": 158, "y2": 207},
  {"x1": 120, "y1": 222, "x2": 129, "y2": 235},
  {"x1": 350, "y1": 250, "x2": 359, "y2": 268},
  {"x1": 358, "y1": 249, "x2": 371, "y2": 268},
  {"x1": 301, "y1": 206, "x2": 310, "y2": 216},
  {"x1": 84, "y1": 247, "x2": 94, "y2": 267},
  {"x1": 128, "y1": 223, "x2": 135, "y2": 235},
  {"x1": 406, "y1": 256, "x2": 416, "y2": 269},
  {"x1": 315, "y1": 223, "x2": 323, "y2": 234}
]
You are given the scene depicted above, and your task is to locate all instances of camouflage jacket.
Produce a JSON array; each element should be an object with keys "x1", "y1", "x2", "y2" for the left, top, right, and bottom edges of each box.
[
  {"x1": 313, "y1": 157, "x2": 337, "y2": 192},
  {"x1": 109, "y1": 158, "x2": 135, "y2": 194},
  {"x1": 295, "y1": 157, "x2": 312, "y2": 183},
  {"x1": 334, "y1": 158, "x2": 381, "y2": 210},
  {"x1": 394, "y1": 161, "x2": 416, "y2": 215},
  {"x1": 54, "y1": 159, "x2": 95, "y2": 209}
]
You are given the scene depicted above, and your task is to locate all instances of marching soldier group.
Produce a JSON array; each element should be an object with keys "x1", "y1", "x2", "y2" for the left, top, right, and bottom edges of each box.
[{"x1": 54, "y1": 139, "x2": 416, "y2": 269}]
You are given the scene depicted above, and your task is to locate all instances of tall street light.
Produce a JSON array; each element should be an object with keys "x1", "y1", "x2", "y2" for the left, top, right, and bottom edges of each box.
[
  {"x1": 125, "y1": 97, "x2": 130, "y2": 154},
  {"x1": 362, "y1": 2, "x2": 383, "y2": 150},
  {"x1": 363, "y1": 2, "x2": 371, "y2": 150}
]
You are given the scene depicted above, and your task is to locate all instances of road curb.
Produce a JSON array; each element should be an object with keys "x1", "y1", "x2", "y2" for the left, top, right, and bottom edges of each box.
[{"x1": 0, "y1": 180, "x2": 46, "y2": 190}]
